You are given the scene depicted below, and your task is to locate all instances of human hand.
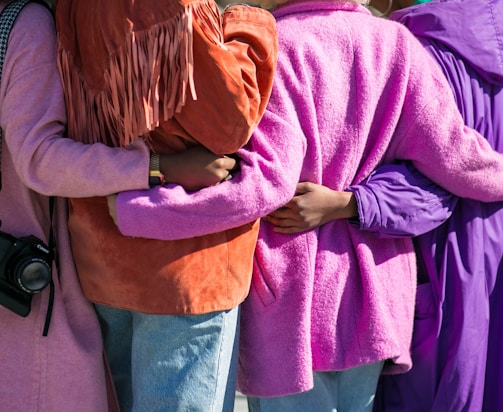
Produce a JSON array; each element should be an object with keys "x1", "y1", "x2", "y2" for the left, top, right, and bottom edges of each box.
[
  {"x1": 161, "y1": 146, "x2": 237, "y2": 192},
  {"x1": 264, "y1": 182, "x2": 358, "y2": 233},
  {"x1": 107, "y1": 194, "x2": 118, "y2": 226}
]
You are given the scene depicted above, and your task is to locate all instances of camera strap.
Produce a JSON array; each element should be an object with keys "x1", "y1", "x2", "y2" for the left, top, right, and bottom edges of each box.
[
  {"x1": 42, "y1": 196, "x2": 55, "y2": 336},
  {"x1": 0, "y1": 0, "x2": 56, "y2": 336}
]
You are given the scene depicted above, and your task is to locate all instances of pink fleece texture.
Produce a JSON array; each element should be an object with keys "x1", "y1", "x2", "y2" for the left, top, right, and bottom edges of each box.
[{"x1": 115, "y1": 1, "x2": 503, "y2": 398}]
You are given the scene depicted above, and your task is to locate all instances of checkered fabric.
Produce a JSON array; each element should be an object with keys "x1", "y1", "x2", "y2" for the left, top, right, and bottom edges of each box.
[{"x1": 0, "y1": 1, "x2": 31, "y2": 78}]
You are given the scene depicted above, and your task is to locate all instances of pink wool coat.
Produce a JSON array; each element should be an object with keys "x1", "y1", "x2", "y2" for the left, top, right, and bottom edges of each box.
[
  {"x1": 0, "y1": 4, "x2": 150, "y2": 410},
  {"x1": 113, "y1": 1, "x2": 503, "y2": 398}
]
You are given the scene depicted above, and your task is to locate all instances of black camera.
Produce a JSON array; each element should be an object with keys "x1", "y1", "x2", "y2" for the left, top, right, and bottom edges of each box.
[{"x1": 0, "y1": 231, "x2": 52, "y2": 317}]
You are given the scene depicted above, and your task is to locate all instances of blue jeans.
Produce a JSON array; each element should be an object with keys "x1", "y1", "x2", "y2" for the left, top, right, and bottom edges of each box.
[
  {"x1": 247, "y1": 361, "x2": 384, "y2": 412},
  {"x1": 95, "y1": 304, "x2": 240, "y2": 412}
]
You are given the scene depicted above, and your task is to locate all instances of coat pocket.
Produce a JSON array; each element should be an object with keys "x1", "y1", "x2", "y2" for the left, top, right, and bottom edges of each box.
[{"x1": 251, "y1": 255, "x2": 276, "y2": 306}]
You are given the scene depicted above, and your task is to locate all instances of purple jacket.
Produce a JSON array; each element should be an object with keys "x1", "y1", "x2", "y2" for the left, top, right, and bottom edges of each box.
[
  {"x1": 348, "y1": 1, "x2": 503, "y2": 411},
  {"x1": 115, "y1": 1, "x2": 503, "y2": 397}
]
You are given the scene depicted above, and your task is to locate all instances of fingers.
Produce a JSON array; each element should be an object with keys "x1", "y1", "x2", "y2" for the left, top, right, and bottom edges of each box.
[
  {"x1": 220, "y1": 157, "x2": 235, "y2": 181},
  {"x1": 295, "y1": 181, "x2": 313, "y2": 194},
  {"x1": 213, "y1": 155, "x2": 236, "y2": 173},
  {"x1": 263, "y1": 214, "x2": 308, "y2": 233},
  {"x1": 205, "y1": 155, "x2": 235, "y2": 183},
  {"x1": 263, "y1": 214, "x2": 300, "y2": 227},
  {"x1": 266, "y1": 205, "x2": 295, "y2": 220},
  {"x1": 273, "y1": 226, "x2": 308, "y2": 234},
  {"x1": 222, "y1": 156, "x2": 237, "y2": 171}
]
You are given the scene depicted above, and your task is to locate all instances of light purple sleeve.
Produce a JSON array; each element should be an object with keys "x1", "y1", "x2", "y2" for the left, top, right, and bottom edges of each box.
[
  {"x1": 115, "y1": 108, "x2": 305, "y2": 240},
  {"x1": 0, "y1": 4, "x2": 150, "y2": 198},
  {"x1": 348, "y1": 162, "x2": 456, "y2": 238}
]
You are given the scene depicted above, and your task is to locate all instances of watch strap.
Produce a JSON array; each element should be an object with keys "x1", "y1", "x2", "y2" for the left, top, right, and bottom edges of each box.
[{"x1": 149, "y1": 152, "x2": 164, "y2": 186}]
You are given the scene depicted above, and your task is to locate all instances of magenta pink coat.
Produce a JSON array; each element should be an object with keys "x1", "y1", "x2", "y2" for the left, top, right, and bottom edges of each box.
[{"x1": 113, "y1": 1, "x2": 503, "y2": 398}]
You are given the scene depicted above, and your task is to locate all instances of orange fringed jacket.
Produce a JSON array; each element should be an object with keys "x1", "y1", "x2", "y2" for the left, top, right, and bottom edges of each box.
[{"x1": 54, "y1": 0, "x2": 278, "y2": 314}]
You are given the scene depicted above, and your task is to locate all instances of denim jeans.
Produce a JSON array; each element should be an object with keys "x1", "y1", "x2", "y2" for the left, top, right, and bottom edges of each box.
[
  {"x1": 95, "y1": 304, "x2": 240, "y2": 412},
  {"x1": 247, "y1": 361, "x2": 384, "y2": 412}
]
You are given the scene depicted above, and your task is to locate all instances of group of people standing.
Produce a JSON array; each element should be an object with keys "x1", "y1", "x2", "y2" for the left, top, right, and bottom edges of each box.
[{"x1": 0, "y1": 0, "x2": 501, "y2": 412}]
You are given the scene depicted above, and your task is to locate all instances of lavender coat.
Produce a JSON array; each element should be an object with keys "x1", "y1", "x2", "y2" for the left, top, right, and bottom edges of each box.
[
  {"x1": 114, "y1": 1, "x2": 503, "y2": 397},
  {"x1": 350, "y1": 1, "x2": 503, "y2": 411},
  {"x1": 0, "y1": 4, "x2": 150, "y2": 410}
]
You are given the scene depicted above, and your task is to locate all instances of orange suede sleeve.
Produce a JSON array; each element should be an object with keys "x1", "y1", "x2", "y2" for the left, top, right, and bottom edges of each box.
[{"x1": 170, "y1": 5, "x2": 278, "y2": 155}]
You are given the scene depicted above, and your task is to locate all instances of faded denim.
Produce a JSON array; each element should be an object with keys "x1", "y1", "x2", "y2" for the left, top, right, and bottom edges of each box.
[{"x1": 96, "y1": 304, "x2": 240, "y2": 412}]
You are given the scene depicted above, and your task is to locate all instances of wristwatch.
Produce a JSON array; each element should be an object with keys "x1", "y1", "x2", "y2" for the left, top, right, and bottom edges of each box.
[{"x1": 148, "y1": 152, "x2": 165, "y2": 187}]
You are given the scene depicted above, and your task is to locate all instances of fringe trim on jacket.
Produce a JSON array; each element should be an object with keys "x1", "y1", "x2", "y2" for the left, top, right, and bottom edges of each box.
[{"x1": 57, "y1": 0, "x2": 224, "y2": 147}]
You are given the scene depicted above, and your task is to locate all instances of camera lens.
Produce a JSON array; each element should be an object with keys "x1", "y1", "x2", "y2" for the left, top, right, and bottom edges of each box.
[{"x1": 14, "y1": 258, "x2": 51, "y2": 293}]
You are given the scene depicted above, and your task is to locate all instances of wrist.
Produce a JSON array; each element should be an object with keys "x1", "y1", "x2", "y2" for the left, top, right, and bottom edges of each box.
[
  {"x1": 328, "y1": 191, "x2": 358, "y2": 220},
  {"x1": 345, "y1": 192, "x2": 359, "y2": 219},
  {"x1": 341, "y1": 192, "x2": 358, "y2": 219}
]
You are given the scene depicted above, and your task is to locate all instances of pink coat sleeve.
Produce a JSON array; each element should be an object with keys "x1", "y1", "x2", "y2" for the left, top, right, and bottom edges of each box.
[
  {"x1": 0, "y1": 4, "x2": 150, "y2": 198},
  {"x1": 115, "y1": 107, "x2": 304, "y2": 240}
]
